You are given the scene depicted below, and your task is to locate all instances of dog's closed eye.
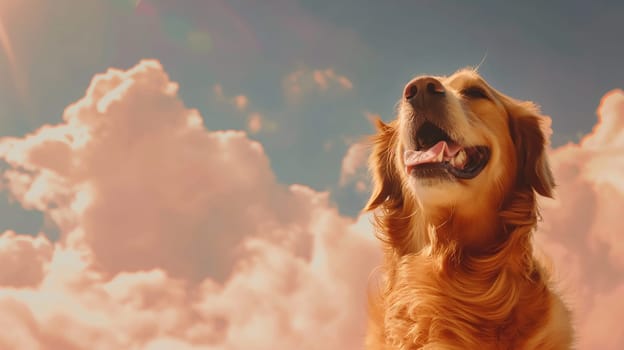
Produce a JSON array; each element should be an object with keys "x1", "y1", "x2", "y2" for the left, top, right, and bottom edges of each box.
[{"x1": 460, "y1": 86, "x2": 489, "y2": 100}]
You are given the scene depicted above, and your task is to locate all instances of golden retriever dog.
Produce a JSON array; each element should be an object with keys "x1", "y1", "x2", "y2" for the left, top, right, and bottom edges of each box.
[{"x1": 364, "y1": 69, "x2": 573, "y2": 349}]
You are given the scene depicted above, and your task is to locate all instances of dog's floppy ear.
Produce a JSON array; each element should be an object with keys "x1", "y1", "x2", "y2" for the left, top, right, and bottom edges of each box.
[
  {"x1": 364, "y1": 117, "x2": 403, "y2": 211},
  {"x1": 509, "y1": 109, "x2": 555, "y2": 198}
]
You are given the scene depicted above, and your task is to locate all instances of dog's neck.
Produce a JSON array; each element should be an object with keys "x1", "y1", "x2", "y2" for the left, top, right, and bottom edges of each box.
[
  {"x1": 423, "y1": 208, "x2": 502, "y2": 254},
  {"x1": 378, "y1": 190, "x2": 549, "y2": 346},
  {"x1": 377, "y1": 188, "x2": 541, "y2": 278},
  {"x1": 418, "y1": 188, "x2": 539, "y2": 266}
]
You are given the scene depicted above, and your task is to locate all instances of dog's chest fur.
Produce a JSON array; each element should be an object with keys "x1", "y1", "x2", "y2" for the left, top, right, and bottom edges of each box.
[{"x1": 376, "y1": 254, "x2": 559, "y2": 350}]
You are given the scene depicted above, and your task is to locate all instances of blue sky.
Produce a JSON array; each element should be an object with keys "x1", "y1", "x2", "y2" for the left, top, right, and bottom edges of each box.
[{"x1": 1, "y1": 0, "x2": 623, "y2": 234}]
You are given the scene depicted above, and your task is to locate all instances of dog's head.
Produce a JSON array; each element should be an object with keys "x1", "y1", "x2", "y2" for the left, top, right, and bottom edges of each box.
[{"x1": 366, "y1": 69, "x2": 554, "y2": 250}]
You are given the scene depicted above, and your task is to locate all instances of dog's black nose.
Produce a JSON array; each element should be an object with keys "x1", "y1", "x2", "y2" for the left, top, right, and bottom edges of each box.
[{"x1": 403, "y1": 76, "x2": 445, "y2": 101}]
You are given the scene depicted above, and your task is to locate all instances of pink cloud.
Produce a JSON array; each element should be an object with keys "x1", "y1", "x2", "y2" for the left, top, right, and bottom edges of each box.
[
  {"x1": 247, "y1": 112, "x2": 263, "y2": 134},
  {"x1": 212, "y1": 84, "x2": 274, "y2": 134},
  {"x1": 578, "y1": 285, "x2": 624, "y2": 349},
  {"x1": 2, "y1": 61, "x2": 324, "y2": 283},
  {"x1": 233, "y1": 95, "x2": 249, "y2": 111},
  {"x1": 213, "y1": 84, "x2": 249, "y2": 112},
  {"x1": 338, "y1": 113, "x2": 385, "y2": 191},
  {"x1": 312, "y1": 69, "x2": 353, "y2": 90},
  {"x1": 0, "y1": 60, "x2": 379, "y2": 349},
  {"x1": 283, "y1": 67, "x2": 353, "y2": 104},
  {"x1": 0, "y1": 231, "x2": 53, "y2": 288},
  {"x1": 535, "y1": 89, "x2": 624, "y2": 349},
  {"x1": 339, "y1": 142, "x2": 369, "y2": 190}
]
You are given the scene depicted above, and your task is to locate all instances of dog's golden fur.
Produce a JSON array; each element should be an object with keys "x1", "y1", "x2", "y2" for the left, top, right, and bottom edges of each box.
[{"x1": 364, "y1": 69, "x2": 573, "y2": 349}]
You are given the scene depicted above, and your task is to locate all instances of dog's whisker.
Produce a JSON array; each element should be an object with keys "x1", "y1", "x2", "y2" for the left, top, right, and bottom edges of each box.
[{"x1": 474, "y1": 50, "x2": 488, "y2": 72}]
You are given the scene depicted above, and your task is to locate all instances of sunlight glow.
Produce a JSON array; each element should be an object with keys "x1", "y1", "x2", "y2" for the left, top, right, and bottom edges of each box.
[{"x1": 0, "y1": 16, "x2": 28, "y2": 105}]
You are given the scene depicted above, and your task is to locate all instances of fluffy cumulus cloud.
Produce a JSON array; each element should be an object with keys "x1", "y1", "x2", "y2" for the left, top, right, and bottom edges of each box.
[
  {"x1": 338, "y1": 112, "x2": 383, "y2": 192},
  {"x1": 0, "y1": 60, "x2": 379, "y2": 350},
  {"x1": 0, "y1": 59, "x2": 621, "y2": 349},
  {"x1": 339, "y1": 142, "x2": 369, "y2": 192},
  {"x1": 0, "y1": 231, "x2": 53, "y2": 288},
  {"x1": 534, "y1": 89, "x2": 624, "y2": 349}
]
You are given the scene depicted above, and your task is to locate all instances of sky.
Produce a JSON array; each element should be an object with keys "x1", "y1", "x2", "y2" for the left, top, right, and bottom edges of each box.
[{"x1": 0, "y1": 1, "x2": 622, "y2": 349}]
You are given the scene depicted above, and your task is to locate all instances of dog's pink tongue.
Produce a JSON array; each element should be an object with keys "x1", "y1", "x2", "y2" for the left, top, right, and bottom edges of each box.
[{"x1": 404, "y1": 141, "x2": 461, "y2": 171}]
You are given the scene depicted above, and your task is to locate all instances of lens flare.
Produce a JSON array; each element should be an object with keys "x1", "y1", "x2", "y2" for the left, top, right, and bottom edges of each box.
[
  {"x1": 114, "y1": 0, "x2": 258, "y2": 54},
  {"x1": 0, "y1": 17, "x2": 28, "y2": 109},
  {"x1": 161, "y1": 14, "x2": 213, "y2": 53},
  {"x1": 111, "y1": 0, "x2": 140, "y2": 11},
  {"x1": 187, "y1": 30, "x2": 212, "y2": 53}
]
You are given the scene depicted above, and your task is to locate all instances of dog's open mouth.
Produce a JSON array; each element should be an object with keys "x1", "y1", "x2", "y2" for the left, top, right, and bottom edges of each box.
[{"x1": 404, "y1": 122, "x2": 490, "y2": 179}]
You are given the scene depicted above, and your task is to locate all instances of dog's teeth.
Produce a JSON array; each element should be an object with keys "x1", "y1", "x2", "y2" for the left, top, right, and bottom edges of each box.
[
  {"x1": 435, "y1": 151, "x2": 444, "y2": 162},
  {"x1": 451, "y1": 149, "x2": 467, "y2": 168}
]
